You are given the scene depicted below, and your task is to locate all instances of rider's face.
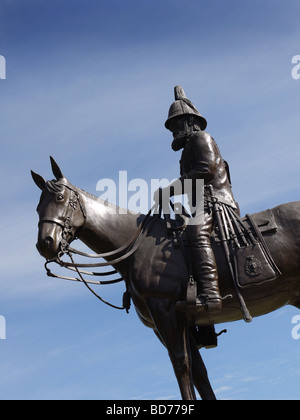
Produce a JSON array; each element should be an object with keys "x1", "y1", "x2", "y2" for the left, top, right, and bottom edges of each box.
[{"x1": 169, "y1": 117, "x2": 186, "y2": 137}]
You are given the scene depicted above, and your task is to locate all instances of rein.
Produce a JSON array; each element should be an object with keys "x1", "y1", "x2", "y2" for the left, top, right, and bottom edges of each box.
[{"x1": 43, "y1": 181, "x2": 158, "y2": 311}]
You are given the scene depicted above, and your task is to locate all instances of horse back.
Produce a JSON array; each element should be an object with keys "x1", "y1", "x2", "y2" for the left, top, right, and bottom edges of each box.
[
  {"x1": 263, "y1": 201, "x2": 300, "y2": 274},
  {"x1": 130, "y1": 202, "x2": 300, "y2": 327}
]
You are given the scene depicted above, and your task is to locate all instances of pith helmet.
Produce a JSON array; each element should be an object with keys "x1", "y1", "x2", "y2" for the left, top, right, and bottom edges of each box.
[{"x1": 165, "y1": 86, "x2": 207, "y2": 131}]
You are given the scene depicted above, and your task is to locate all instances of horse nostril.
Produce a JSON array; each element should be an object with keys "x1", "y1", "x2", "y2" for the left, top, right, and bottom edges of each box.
[
  {"x1": 45, "y1": 236, "x2": 54, "y2": 247},
  {"x1": 36, "y1": 236, "x2": 55, "y2": 258}
]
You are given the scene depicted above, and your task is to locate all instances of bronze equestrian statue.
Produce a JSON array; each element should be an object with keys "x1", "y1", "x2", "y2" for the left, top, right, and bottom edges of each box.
[
  {"x1": 31, "y1": 88, "x2": 300, "y2": 400},
  {"x1": 154, "y1": 86, "x2": 239, "y2": 315}
]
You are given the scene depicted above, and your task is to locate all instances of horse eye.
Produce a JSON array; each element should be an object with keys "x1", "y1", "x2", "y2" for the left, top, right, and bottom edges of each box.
[{"x1": 56, "y1": 193, "x2": 64, "y2": 201}]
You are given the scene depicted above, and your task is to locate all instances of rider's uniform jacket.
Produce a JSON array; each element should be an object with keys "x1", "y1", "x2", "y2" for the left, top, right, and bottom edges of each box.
[{"x1": 179, "y1": 131, "x2": 238, "y2": 211}]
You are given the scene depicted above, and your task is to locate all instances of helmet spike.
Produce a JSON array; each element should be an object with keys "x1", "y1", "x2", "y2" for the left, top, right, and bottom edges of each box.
[{"x1": 174, "y1": 86, "x2": 187, "y2": 100}]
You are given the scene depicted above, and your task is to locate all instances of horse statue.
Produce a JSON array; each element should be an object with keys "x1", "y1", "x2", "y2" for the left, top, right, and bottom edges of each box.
[{"x1": 31, "y1": 157, "x2": 300, "y2": 400}]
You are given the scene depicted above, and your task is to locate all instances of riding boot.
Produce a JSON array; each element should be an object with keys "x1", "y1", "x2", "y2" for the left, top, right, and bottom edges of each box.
[
  {"x1": 176, "y1": 244, "x2": 223, "y2": 313},
  {"x1": 176, "y1": 211, "x2": 222, "y2": 313},
  {"x1": 190, "y1": 245, "x2": 222, "y2": 312}
]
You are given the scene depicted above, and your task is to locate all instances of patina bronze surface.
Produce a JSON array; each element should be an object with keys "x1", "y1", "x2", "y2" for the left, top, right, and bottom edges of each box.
[
  {"x1": 32, "y1": 157, "x2": 300, "y2": 400},
  {"x1": 158, "y1": 87, "x2": 240, "y2": 315}
]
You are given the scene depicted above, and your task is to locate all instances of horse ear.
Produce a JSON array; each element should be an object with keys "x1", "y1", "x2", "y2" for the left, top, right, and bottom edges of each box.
[
  {"x1": 31, "y1": 171, "x2": 46, "y2": 190},
  {"x1": 50, "y1": 156, "x2": 64, "y2": 180}
]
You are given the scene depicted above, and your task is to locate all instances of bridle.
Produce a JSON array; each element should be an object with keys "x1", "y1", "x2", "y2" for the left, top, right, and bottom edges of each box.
[
  {"x1": 39, "y1": 182, "x2": 87, "y2": 244},
  {"x1": 41, "y1": 181, "x2": 157, "y2": 312}
]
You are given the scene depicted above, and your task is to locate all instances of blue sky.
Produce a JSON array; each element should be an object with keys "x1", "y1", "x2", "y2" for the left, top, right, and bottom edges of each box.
[{"x1": 1, "y1": 0, "x2": 300, "y2": 400}]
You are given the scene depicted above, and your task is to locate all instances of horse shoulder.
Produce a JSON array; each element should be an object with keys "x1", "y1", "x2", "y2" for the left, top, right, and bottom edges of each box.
[{"x1": 129, "y1": 229, "x2": 188, "y2": 298}]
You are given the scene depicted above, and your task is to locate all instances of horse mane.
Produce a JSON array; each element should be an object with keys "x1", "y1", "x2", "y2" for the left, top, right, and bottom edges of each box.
[
  {"x1": 38, "y1": 177, "x2": 136, "y2": 218},
  {"x1": 75, "y1": 183, "x2": 132, "y2": 215}
]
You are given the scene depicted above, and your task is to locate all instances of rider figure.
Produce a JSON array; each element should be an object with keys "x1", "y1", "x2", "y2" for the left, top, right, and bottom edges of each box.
[{"x1": 156, "y1": 86, "x2": 239, "y2": 313}]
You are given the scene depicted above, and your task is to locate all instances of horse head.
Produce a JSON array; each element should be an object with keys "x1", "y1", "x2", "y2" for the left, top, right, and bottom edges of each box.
[{"x1": 31, "y1": 157, "x2": 86, "y2": 260}]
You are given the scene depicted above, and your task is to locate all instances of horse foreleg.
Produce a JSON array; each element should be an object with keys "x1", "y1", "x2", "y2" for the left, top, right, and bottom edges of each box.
[
  {"x1": 188, "y1": 331, "x2": 217, "y2": 400},
  {"x1": 147, "y1": 297, "x2": 196, "y2": 400}
]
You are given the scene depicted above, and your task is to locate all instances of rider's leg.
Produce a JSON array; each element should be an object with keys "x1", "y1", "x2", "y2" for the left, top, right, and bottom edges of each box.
[{"x1": 188, "y1": 212, "x2": 222, "y2": 312}]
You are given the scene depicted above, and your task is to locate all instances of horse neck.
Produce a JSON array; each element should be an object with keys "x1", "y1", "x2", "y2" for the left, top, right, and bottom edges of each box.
[{"x1": 77, "y1": 188, "x2": 140, "y2": 255}]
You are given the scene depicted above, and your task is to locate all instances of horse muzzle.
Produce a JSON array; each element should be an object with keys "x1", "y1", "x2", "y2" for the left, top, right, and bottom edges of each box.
[
  {"x1": 36, "y1": 231, "x2": 63, "y2": 261},
  {"x1": 36, "y1": 236, "x2": 55, "y2": 259}
]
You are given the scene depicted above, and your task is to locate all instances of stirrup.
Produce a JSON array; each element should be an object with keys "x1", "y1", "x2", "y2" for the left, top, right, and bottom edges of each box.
[
  {"x1": 196, "y1": 295, "x2": 222, "y2": 312},
  {"x1": 198, "y1": 293, "x2": 233, "y2": 310},
  {"x1": 176, "y1": 296, "x2": 222, "y2": 313},
  {"x1": 176, "y1": 292, "x2": 232, "y2": 314}
]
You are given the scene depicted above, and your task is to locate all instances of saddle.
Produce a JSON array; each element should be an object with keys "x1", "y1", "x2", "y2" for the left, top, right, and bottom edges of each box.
[{"x1": 165, "y1": 203, "x2": 281, "y2": 290}]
